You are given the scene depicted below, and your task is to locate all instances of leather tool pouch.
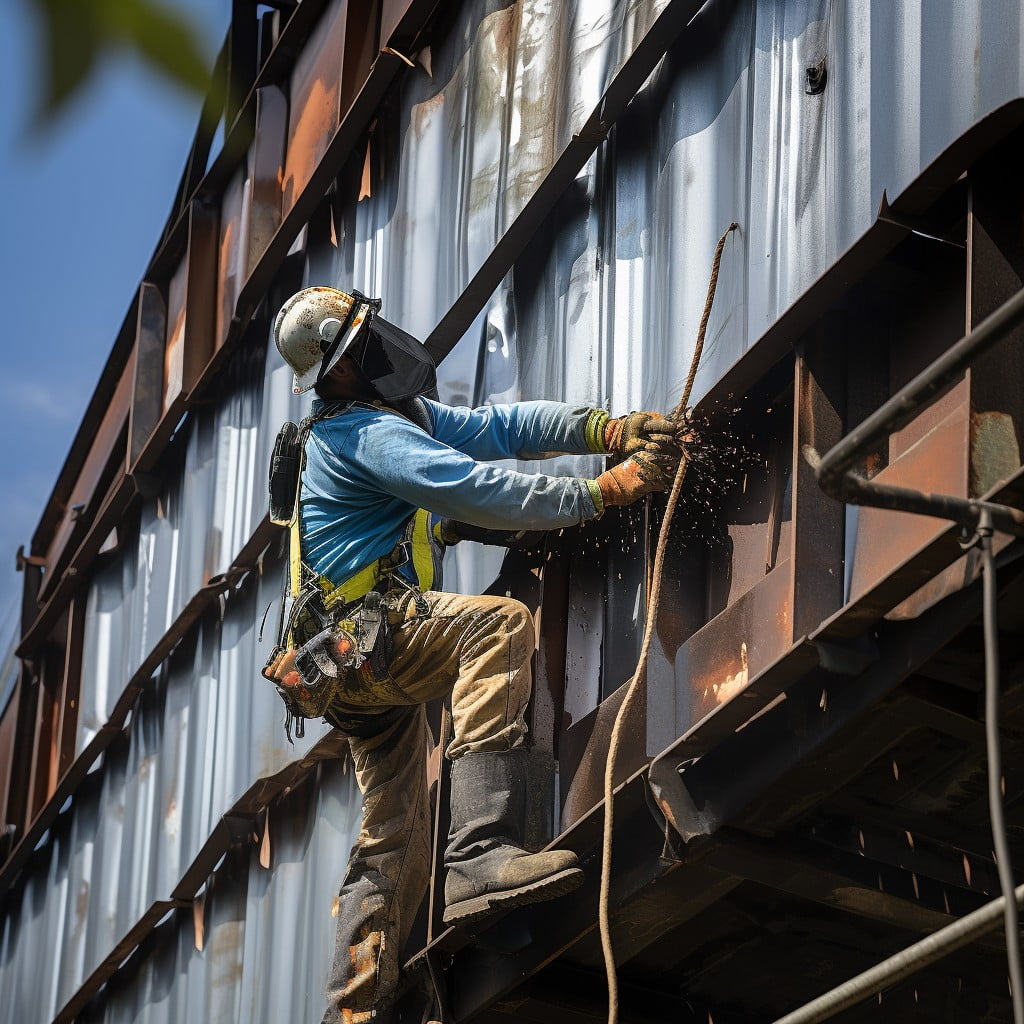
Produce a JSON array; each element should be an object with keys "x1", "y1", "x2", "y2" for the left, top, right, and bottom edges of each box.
[
  {"x1": 262, "y1": 620, "x2": 359, "y2": 730},
  {"x1": 261, "y1": 590, "x2": 397, "y2": 740}
]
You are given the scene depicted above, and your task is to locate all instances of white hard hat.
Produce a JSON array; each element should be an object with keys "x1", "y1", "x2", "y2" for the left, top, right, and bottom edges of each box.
[{"x1": 273, "y1": 286, "x2": 377, "y2": 394}]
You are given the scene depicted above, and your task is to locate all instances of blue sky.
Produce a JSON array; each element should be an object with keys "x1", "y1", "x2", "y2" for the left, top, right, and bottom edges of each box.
[{"x1": 0, "y1": 0, "x2": 231, "y2": 635}]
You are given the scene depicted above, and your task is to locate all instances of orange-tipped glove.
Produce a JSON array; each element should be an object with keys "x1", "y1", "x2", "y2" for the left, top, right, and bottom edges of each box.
[
  {"x1": 594, "y1": 440, "x2": 683, "y2": 507},
  {"x1": 604, "y1": 411, "x2": 687, "y2": 459}
]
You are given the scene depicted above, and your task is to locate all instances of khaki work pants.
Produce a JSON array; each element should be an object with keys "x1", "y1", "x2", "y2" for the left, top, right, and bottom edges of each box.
[{"x1": 320, "y1": 590, "x2": 534, "y2": 1024}]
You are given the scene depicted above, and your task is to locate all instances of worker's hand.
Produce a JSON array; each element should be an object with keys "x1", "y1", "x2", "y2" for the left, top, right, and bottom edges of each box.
[
  {"x1": 604, "y1": 411, "x2": 687, "y2": 458},
  {"x1": 594, "y1": 441, "x2": 684, "y2": 507}
]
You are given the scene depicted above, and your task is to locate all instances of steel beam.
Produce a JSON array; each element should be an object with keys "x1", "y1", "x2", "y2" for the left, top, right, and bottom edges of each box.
[{"x1": 649, "y1": 544, "x2": 1023, "y2": 845}]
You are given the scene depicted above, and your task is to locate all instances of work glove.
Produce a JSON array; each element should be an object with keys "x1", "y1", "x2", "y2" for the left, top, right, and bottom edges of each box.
[
  {"x1": 604, "y1": 411, "x2": 687, "y2": 459},
  {"x1": 593, "y1": 440, "x2": 683, "y2": 507}
]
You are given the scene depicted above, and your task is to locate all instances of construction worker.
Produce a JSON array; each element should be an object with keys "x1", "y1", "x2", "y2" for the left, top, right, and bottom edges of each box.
[{"x1": 269, "y1": 287, "x2": 688, "y2": 1024}]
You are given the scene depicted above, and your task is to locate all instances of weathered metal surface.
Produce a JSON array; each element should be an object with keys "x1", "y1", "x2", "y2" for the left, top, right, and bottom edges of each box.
[
  {"x1": 163, "y1": 253, "x2": 188, "y2": 411},
  {"x1": 847, "y1": 398, "x2": 971, "y2": 603},
  {"x1": 532, "y1": 548, "x2": 571, "y2": 761},
  {"x1": 39, "y1": 355, "x2": 134, "y2": 602},
  {"x1": 245, "y1": 87, "x2": 287, "y2": 272},
  {"x1": 128, "y1": 283, "x2": 167, "y2": 472},
  {"x1": 379, "y1": 0, "x2": 415, "y2": 47},
  {"x1": 282, "y1": 0, "x2": 348, "y2": 214},
  {"x1": 339, "y1": 0, "x2": 381, "y2": 115},
  {"x1": 559, "y1": 675, "x2": 647, "y2": 830},
  {"x1": 9, "y1": 3, "x2": 1024, "y2": 1023},
  {"x1": 791, "y1": 333, "x2": 847, "y2": 641},
  {"x1": 163, "y1": 202, "x2": 218, "y2": 411},
  {"x1": 676, "y1": 563, "x2": 795, "y2": 740},
  {"x1": 215, "y1": 166, "x2": 247, "y2": 350}
]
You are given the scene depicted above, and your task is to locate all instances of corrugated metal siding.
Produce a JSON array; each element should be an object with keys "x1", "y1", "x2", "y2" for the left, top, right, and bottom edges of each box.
[{"x1": 4, "y1": 1, "x2": 1024, "y2": 1020}]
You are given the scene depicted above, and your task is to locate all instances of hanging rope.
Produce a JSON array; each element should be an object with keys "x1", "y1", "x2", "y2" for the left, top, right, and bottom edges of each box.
[{"x1": 598, "y1": 221, "x2": 738, "y2": 1024}]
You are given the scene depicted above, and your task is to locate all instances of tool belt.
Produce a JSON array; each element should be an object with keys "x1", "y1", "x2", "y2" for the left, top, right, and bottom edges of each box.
[
  {"x1": 262, "y1": 505, "x2": 437, "y2": 741},
  {"x1": 261, "y1": 588, "x2": 397, "y2": 741}
]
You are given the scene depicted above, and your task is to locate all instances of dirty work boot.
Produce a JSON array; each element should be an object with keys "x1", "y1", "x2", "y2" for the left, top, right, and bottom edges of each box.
[{"x1": 442, "y1": 749, "x2": 583, "y2": 927}]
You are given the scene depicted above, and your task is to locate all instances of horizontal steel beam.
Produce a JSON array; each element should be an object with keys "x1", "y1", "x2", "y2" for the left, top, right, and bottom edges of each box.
[{"x1": 648, "y1": 544, "x2": 1022, "y2": 845}]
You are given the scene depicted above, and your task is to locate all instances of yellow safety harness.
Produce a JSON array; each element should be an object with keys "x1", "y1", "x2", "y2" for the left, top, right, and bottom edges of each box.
[
  {"x1": 289, "y1": 505, "x2": 441, "y2": 610},
  {"x1": 285, "y1": 403, "x2": 444, "y2": 628}
]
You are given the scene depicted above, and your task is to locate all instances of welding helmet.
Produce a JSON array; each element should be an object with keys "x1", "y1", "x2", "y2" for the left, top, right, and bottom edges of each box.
[
  {"x1": 351, "y1": 316, "x2": 437, "y2": 402},
  {"x1": 274, "y1": 286, "x2": 379, "y2": 395},
  {"x1": 274, "y1": 286, "x2": 436, "y2": 400}
]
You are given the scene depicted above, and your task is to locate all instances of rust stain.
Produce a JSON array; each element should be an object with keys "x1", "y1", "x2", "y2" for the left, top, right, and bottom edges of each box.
[
  {"x1": 970, "y1": 410, "x2": 1021, "y2": 497},
  {"x1": 410, "y1": 90, "x2": 446, "y2": 142},
  {"x1": 283, "y1": 78, "x2": 339, "y2": 211},
  {"x1": 339, "y1": 929, "x2": 383, "y2": 1011},
  {"x1": 209, "y1": 921, "x2": 244, "y2": 988},
  {"x1": 708, "y1": 641, "x2": 749, "y2": 705}
]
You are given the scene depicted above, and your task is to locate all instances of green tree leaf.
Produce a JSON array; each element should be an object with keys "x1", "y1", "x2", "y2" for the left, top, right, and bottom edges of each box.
[{"x1": 30, "y1": 0, "x2": 209, "y2": 123}]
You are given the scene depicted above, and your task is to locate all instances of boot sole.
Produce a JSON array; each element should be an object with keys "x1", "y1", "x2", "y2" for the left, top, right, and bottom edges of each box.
[{"x1": 442, "y1": 866, "x2": 585, "y2": 927}]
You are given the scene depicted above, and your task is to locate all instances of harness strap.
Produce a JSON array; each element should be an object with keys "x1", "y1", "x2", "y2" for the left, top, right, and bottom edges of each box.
[
  {"x1": 289, "y1": 402, "x2": 442, "y2": 615},
  {"x1": 315, "y1": 506, "x2": 439, "y2": 611}
]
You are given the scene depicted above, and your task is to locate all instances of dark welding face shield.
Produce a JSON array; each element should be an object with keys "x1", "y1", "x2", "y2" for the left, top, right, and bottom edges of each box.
[{"x1": 349, "y1": 316, "x2": 437, "y2": 402}]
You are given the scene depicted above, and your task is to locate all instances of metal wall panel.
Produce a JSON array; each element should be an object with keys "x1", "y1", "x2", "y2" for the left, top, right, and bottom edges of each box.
[{"x1": 76, "y1": 761, "x2": 360, "y2": 1024}]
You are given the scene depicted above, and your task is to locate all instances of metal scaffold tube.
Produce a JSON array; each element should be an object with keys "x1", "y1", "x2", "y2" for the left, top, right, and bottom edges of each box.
[
  {"x1": 980, "y1": 513, "x2": 1024, "y2": 1023},
  {"x1": 771, "y1": 883, "x2": 1024, "y2": 1024}
]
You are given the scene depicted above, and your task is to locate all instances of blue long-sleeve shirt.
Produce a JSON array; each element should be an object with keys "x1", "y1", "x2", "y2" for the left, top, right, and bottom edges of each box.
[{"x1": 300, "y1": 398, "x2": 602, "y2": 586}]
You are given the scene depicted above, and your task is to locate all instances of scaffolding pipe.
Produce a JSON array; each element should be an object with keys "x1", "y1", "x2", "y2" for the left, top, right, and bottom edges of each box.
[
  {"x1": 771, "y1": 883, "x2": 1024, "y2": 1024},
  {"x1": 980, "y1": 513, "x2": 1024, "y2": 1023},
  {"x1": 813, "y1": 282, "x2": 1024, "y2": 538}
]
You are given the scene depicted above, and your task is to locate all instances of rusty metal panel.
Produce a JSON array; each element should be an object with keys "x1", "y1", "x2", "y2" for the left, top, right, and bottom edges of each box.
[
  {"x1": 163, "y1": 255, "x2": 188, "y2": 411},
  {"x1": 339, "y1": 0, "x2": 380, "y2": 116},
  {"x1": 128, "y1": 284, "x2": 166, "y2": 472},
  {"x1": 848, "y1": 398, "x2": 970, "y2": 606},
  {"x1": 0, "y1": 686, "x2": 19, "y2": 832},
  {"x1": 161, "y1": 202, "x2": 218, "y2": 411},
  {"x1": 282, "y1": 0, "x2": 348, "y2": 215},
  {"x1": 532, "y1": 548, "x2": 570, "y2": 761},
  {"x1": 967, "y1": 155, "x2": 1024, "y2": 496},
  {"x1": 560, "y1": 537, "x2": 605, "y2": 730},
  {"x1": 41, "y1": 354, "x2": 134, "y2": 599},
  {"x1": 215, "y1": 166, "x2": 247, "y2": 350},
  {"x1": 791, "y1": 335, "x2": 847, "y2": 641},
  {"x1": 379, "y1": 0, "x2": 413, "y2": 46},
  {"x1": 26, "y1": 630, "x2": 64, "y2": 821},
  {"x1": 162, "y1": 281, "x2": 190, "y2": 419},
  {"x1": 183, "y1": 202, "x2": 219, "y2": 392},
  {"x1": 599, "y1": 505, "x2": 647, "y2": 701},
  {"x1": 678, "y1": 563, "x2": 794, "y2": 736},
  {"x1": 706, "y1": 394, "x2": 793, "y2": 617},
  {"x1": 246, "y1": 87, "x2": 287, "y2": 273},
  {"x1": 559, "y1": 676, "x2": 646, "y2": 831}
]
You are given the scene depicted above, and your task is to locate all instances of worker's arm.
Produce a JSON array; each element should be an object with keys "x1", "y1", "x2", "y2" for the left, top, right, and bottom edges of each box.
[
  {"x1": 422, "y1": 399, "x2": 611, "y2": 461},
  {"x1": 330, "y1": 410, "x2": 602, "y2": 530}
]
